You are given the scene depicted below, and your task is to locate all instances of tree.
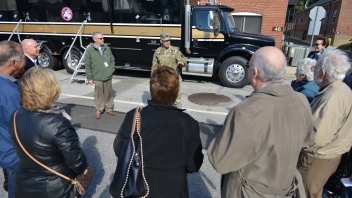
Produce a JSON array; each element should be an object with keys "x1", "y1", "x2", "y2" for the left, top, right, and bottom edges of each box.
[{"x1": 296, "y1": 0, "x2": 321, "y2": 11}]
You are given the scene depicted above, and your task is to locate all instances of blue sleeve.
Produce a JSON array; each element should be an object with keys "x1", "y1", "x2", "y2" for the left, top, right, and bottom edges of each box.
[
  {"x1": 300, "y1": 89, "x2": 315, "y2": 103},
  {"x1": 343, "y1": 76, "x2": 352, "y2": 90}
]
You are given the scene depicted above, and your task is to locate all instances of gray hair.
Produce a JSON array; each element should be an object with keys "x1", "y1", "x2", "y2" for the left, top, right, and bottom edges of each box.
[
  {"x1": 0, "y1": 41, "x2": 22, "y2": 67},
  {"x1": 92, "y1": 32, "x2": 103, "y2": 39},
  {"x1": 316, "y1": 47, "x2": 351, "y2": 83},
  {"x1": 296, "y1": 58, "x2": 316, "y2": 81},
  {"x1": 252, "y1": 51, "x2": 287, "y2": 82}
]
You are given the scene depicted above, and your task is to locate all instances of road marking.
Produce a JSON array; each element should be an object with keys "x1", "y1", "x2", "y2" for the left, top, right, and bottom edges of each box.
[{"x1": 60, "y1": 93, "x2": 229, "y2": 115}]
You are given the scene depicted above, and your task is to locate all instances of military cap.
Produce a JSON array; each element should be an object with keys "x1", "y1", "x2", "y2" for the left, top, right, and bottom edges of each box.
[{"x1": 160, "y1": 32, "x2": 171, "y2": 41}]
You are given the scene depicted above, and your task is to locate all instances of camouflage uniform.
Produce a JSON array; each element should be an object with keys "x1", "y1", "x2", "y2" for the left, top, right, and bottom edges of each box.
[{"x1": 151, "y1": 32, "x2": 187, "y2": 109}]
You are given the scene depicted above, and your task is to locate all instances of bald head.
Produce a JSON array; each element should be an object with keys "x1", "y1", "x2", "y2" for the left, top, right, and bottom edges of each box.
[
  {"x1": 248, "y1": 47, "x2": 287, "y2": 90},
  {"x1": 22, "y1": 39, "x2": 40, "y2": 59}
]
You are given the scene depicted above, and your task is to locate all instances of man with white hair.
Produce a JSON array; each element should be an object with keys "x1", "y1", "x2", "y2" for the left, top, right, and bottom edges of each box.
[
  {"x1": 208, "y1": 46, "x2": 312, "y2": 197},
  {"x1": 291, "y1": 58, "x2": 320, "y2": 102},
  {"x1": 297, "y1": 48, "x2": 352, "y2": 198}
]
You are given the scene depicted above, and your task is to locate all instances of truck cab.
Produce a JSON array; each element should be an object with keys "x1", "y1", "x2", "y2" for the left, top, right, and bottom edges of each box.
[{"x1": 184, "y1": 4, "x2": 275, "y2": 87}]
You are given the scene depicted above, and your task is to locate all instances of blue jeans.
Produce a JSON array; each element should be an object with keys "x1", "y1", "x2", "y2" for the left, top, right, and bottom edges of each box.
[{"x1": 5, "y1": 163, "x2": 17, "y2": 198}]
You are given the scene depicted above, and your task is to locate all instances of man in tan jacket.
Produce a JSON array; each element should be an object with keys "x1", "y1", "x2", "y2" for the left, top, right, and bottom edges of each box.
[
  {"x1": 207, "y1": 46, "x2": 313, "y2": 197},
  {"x1": 297, "y1": 48, "x2": 352, "y2": 198}
]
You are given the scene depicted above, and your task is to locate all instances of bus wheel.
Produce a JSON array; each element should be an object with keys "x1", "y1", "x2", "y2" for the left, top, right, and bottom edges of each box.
[
  {"x1": 63, "y1": 50, "x2": 81, "y2": 74},
  {"x1": 219, "y1": 56, "x2": 249, "y2": 88},
  {"x1": 37, "y1": 48, "x2": 59, "y2": 70}
]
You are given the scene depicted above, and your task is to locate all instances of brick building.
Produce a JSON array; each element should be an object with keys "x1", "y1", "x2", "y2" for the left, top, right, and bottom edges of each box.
[
  {"x1": 292, "y1": 0, "x2": 352, "y2": 47},
  {"x1": 189, "y1": 0, "x2": 293, "y2": 48}
]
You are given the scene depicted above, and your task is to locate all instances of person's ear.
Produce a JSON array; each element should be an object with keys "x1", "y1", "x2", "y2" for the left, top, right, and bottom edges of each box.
[
  {"x1": 252, "y1": 67, "x2": 259, "y2": 79},
  {"x1": 321, "y1": 70, "x2": 326, "y2": 79},
  {"x1": 160, "y1": 39, "x2": 163, "y2": 44}
]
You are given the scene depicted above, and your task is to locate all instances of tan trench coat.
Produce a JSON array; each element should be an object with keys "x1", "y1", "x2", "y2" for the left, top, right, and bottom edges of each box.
[{"x1": 208, "y1": 83, "x2": 313, "y2": 197}]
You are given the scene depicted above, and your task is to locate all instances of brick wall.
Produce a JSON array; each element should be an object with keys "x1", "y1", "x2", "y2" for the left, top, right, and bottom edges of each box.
[
  {"x1": 189, "y1": 0, "x2": 289, "y2": 48},
  {"x1": 292, "y1": 0, "x2": 352, "y2": 46},
  {"x1": 336, "y1": 0, "x2": 352, "y2": 37}
]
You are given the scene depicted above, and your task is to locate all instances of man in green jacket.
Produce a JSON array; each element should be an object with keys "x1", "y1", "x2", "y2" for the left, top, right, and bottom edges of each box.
[{"x1": 85, "y1": 32, "x2": 115, "y2": 119}]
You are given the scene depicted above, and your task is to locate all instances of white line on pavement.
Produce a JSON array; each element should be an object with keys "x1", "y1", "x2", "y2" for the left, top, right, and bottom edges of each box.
[{"x1": 60, "y1": 93, "x2": 229, "y2": 115}]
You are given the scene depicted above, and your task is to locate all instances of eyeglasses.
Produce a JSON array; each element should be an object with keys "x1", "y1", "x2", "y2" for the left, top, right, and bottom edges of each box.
[{"x1": 96, "y1": 37, "x2": 104, "y2": 40}]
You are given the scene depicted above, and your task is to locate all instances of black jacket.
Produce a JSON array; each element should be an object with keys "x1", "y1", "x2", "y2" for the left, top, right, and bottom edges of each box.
[
  {"x1": 9, "y1": 108, "x2": 88, "y2": 198},
  {"x1": 24, "y1": 55, "x2": 36, "y2": 73},
  {"x1": 113, "y1": 100, "x2": 204, "y2": 198}
]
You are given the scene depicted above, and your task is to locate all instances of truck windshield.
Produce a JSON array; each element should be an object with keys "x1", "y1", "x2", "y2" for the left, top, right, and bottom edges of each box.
[{"x1": 223, "y1": 12, "x2": 240, "y2": 33}]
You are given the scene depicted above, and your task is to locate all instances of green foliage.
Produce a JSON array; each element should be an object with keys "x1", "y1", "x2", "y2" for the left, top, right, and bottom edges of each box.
[{"x1": 295, "y1": 0, "x2": 321, "y2": 11}]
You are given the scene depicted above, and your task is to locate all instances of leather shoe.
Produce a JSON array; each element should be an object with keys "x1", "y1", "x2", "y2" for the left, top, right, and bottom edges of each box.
[
  {"x1": 107, "y1": 111, "x2": 115, "y2": 116},
  {"x1": 95, "y1": 113, "x2": 101, "y2": 119}
]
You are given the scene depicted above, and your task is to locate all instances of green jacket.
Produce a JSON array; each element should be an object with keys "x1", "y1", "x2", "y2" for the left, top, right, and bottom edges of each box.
[{"x1": 85, "y1": 44, "x2": 115, "y2": 81}]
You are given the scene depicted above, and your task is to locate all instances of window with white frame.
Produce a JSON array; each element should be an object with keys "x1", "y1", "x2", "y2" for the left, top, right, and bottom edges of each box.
[
  {"x1": 332, "y1": 10, "x2": 337, "y2": 23},
  {"x1": 232, "y1": 12, "x2": 262, "y2": 33}
]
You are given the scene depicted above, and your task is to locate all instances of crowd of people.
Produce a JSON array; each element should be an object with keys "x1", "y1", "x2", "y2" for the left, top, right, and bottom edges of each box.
[{"x1": 0, "y1": 33, "x2": 351, "y2": 198}]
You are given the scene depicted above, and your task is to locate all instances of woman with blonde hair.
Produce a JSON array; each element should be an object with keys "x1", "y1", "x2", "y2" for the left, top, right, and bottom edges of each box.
[{"x1": 9, "y1": 68, "x2": 88, "y2": 198}]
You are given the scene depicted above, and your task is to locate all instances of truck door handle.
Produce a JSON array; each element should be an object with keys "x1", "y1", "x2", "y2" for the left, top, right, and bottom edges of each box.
[{"x1": 193, "y1": 38, "x2": 198, "y2": 47}]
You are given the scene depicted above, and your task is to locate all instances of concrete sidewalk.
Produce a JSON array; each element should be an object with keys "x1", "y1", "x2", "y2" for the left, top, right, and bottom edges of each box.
[{"x1": 286, "y1": 66, "x2": 296, "y2": 79}]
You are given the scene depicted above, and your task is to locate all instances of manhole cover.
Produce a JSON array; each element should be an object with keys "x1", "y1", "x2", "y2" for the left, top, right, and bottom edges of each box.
[{"x1": 188, "y1": 93, "x2": 232, "y2": 106}]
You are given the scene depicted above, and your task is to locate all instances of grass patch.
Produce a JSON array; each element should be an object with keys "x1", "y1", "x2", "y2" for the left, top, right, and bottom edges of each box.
[{"x1": 338, "y1": 43, "x2": 351, "y2": 50}]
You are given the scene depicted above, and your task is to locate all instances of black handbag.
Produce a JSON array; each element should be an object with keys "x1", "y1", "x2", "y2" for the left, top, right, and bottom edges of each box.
[
  {"x1": 324, "y1": 148, "x2": 352, "y2": 196},
  {"x1": 110, "y1": 107, "x2": 149, "y2": 198}
]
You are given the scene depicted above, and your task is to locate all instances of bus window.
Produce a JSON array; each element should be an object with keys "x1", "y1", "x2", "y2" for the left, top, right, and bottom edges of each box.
[
  {"x1": 0, "y1": 0, "x2": 17, "y2": 10},
  {"x1": 28, "y1": 0, "x2": 38, "y2": 3},
  {"x1": 115, "y1": 0, "x2": 132, "y2": 10}
]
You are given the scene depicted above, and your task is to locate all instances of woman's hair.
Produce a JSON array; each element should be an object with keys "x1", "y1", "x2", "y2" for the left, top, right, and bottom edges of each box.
[
  {"x1": 150, "y1": 66, "x2": 179, "y2": 105},
  {"x1": 19, "y1": 68, "x2": 61, "y2": 111},
  {"x1": 317, "y1": 37, "x2": 329, "y2": 47},
  {"x1": 296, "y1": 58, "x2": 316, "y2": 81}
]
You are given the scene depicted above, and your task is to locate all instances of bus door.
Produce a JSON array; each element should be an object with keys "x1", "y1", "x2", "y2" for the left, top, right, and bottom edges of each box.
[{"x1": 112, "y1": 0, "x2": 143, "y2": 68}]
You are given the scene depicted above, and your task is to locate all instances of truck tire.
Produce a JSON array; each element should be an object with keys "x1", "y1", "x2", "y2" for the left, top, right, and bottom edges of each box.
[
  {"x1": 37, "y1": 48, "x2": 59, "y2": 70},
  {"x1": 63, "y1": 50, "x2": 81, "y2": 74},
  {"x1": 219, "y1": 56, "x2": 249, "y2": 88}
]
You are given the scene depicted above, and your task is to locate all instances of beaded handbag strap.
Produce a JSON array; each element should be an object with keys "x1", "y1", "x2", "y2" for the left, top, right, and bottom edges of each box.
[{"x1": 121, "y1": 106, "x2": 149, "y2": 198}]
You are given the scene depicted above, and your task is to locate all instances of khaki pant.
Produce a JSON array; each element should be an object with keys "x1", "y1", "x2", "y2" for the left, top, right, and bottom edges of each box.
[
  {"x1": 297, "y1": 153, "x2": 341, "y2": 198},
  {"x1": 94, "y1": 79, "x2": 114, "y2": 113}
]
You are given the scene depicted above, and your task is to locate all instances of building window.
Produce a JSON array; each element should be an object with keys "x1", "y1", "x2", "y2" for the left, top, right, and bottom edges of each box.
[
  {"x1": 232, "y1": 12, "x2": 262, "y2": 33},
  {"x1": 332, "y1": 9, "x2": 337, "y2": 23},
  {"x1": 304, "y1": 18, "x2": 307, "y2": 25},
  {"x1": 298, "y1": 18, "x2": 301, "y2": 25}
]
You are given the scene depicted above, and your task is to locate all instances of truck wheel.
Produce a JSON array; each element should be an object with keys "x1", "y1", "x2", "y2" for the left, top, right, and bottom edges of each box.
[
  {"x1": 63, "y1": 50, "x2": 81, "y2": 74},
  {"x1": 219, "y1": 56, "x2": 249, "y2": 88},
  {"x1": 37, "y1": 48, "x2": 59, "y2": 70}
]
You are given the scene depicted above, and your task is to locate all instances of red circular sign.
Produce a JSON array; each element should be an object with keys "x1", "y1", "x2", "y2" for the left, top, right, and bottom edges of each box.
[{"x1": 61, "y1": 7, "x2": 73, "y2": 21}]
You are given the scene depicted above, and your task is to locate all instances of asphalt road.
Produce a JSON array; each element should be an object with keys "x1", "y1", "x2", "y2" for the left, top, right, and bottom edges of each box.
[{"x1": 0, "y1": 68, "x2": 297, "y2": 198}]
